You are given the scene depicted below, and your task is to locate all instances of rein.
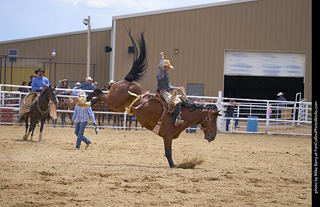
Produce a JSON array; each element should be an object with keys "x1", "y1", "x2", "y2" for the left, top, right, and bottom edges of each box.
[
  {"x1": 36, "y1": 97, "x2": 50, "y2": 116},
  {"x1": 36, "y1": 89, "x2": 55, "y2": 116}
]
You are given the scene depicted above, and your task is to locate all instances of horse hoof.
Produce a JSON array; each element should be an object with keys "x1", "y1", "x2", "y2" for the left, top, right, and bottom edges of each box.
[
  {"x1": 169, "y1": 164, "x2": 176, "y2": 168},
  {"x1": 23, "y1": 136, "x2": 27, "y2": 140}
]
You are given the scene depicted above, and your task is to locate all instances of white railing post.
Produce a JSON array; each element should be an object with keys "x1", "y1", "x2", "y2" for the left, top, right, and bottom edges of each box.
[
  {"x1": 123, "y1": 111, "x2": 127, "y2": 130},
  {"x1": 217, "y1": 91, "x2": 223, "y2": 132},
  {"x1": 266, "y1": 100, "x2": 270, "y2": 134}
]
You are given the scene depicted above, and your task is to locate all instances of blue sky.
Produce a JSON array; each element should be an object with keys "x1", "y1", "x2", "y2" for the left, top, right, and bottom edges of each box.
[{"x1": 1, "y1": 0, "x2": 230, "y2": 42}]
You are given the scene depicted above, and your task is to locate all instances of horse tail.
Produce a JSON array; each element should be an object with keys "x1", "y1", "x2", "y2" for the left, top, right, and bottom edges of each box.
[{"x1": 124, "y1": 29, "x2": 148, "y2": 82}]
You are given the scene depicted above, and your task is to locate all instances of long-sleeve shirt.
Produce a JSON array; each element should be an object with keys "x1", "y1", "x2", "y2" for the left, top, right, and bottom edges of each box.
[
  {"x1": 276, "y1": 96, "x2": 287, "y2": 106},
  {"x1": 72, "y1": 104, "x2": 96, "y2": 124},
  {"x1": 76, "y1": 82, "x2": 96, "y2": 90},
  {"x1": 156, "y1": 58, "x2": 178, "y2": 92},
  {"x1": 31, "y1": 76, "x2": 50, "y2": 92},
  {"x1": 226, "y1": 105, "x2": 235, "y2": 116},
  {"x1": 72, "y1": 87, "x2": 81, "y2": 96}
]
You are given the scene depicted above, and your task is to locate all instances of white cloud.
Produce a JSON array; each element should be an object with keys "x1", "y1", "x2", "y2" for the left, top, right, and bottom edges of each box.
[
  {"x1": 86, "y1": 0, "x2": 109, "y2": 8},
  {"x1": 54, "y1": 0, "x2": 175, "y2": 10},
  {"x1": 54, "y1": 0, "x2": 231, "y2": 11}
]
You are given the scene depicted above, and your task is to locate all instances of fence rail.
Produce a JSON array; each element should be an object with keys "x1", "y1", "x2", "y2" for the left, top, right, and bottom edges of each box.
[{"x1": 0, "y1": 84, "x2": 312, "y2": 136}]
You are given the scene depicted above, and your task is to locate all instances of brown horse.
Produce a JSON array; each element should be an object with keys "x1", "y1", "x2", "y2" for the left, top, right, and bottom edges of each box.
[{"x1": 87, "y1": 31, "x2": 220, "y2": 167}]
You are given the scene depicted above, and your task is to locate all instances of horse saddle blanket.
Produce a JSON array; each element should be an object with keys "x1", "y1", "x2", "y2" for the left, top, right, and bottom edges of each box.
[
  {"x1": 72, "y1": 97, "x2": 91, "y2": 108},
  {"x1": 19, "y1": 92, "x2": 40, "y2": 115}
]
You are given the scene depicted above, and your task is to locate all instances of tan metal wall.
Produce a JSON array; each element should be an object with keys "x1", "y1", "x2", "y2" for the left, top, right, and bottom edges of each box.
[
  {"x1": 0, "y1": 29, "x2": 111, "y2": 89},
  {"x1": 113, "y1": 0, "x2": 312, "y2": 100}
]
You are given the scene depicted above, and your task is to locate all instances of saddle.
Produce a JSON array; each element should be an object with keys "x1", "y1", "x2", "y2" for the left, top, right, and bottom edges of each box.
[
  {"x1": 159, "y1": 90, "x2": 181, "y2": 114},
  {"x1": 126, "y1": 91, "x2": 168, "y2": 134},
  {"x1": 126, "y1": 89, "x2": 188, "y2": 134},
  {"x1": 19, "y1": 92, "x2": 57, "y2": 120}
]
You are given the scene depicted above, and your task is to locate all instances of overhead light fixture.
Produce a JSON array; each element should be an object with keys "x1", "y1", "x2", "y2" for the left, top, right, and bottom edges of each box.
[
  {"x1": 174, "y1": 48, "x2": 179, "y2": 54},
  {"x1": 51, "y1": 49, "x2": 56, "y2": 57},
  {"x1": 83, "y1": 18, "x2": 89, "y2": 25}
]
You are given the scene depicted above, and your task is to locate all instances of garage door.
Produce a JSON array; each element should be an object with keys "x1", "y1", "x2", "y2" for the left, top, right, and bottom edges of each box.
[
  {"x1": 223, "y1": 51, "x2": 306, "y2": 100},
  {"x1": 224, "y1": 51, "x2": 306, "y2": 77}
]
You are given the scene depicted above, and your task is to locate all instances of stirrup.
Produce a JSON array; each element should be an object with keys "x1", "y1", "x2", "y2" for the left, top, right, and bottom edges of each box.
[{"x1": 174, "y1": 118, "x2": 184, "y2": 126}]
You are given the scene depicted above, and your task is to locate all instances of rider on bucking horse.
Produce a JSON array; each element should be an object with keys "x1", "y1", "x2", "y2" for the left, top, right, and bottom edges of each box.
[{"x1": 156, "y1": 52, "x2": 185, "y2": 126}]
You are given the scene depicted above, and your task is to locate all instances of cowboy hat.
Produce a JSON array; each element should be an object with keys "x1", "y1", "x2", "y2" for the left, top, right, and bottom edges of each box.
[
  {"x1": 164, "y1": 59, "x2": 174, "y2": 69},
  {"x1": 30, "y1": 74, "x2": 37, "y2": 79},
  {"x1": 109, "y1": 80, "x2": 115, "y2": 85},
  {"x1": 75, "y1": 82, "x2": 81, "y2": 86},
  {"x1": 79, "y1": 91, "x2": 86, "y2": 97},
  {"x1": 35, "y1": 68, "x2": 45, "y2": 74},
  {"x1": 277, "y1": 92, "x2": 284, "y2": 96},
  {"x1": 86, "y1": 77, "x2": 93, "y2": 81}
]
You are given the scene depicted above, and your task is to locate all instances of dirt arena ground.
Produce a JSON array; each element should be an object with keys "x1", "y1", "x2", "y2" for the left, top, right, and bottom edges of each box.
[{"x1": 0, "y1": 125, "x2": 311, "y2": 206}]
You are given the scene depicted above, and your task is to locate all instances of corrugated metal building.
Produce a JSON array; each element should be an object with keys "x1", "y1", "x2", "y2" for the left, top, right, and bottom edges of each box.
[
  {"x1": 111, "y1": 0, "x2": 312, "y2": 101},
  {"x1": 0, "y1": 0, "x2": 312, "y2": 101},
  {"x1": 0, "y1": 28, "x2": 111, "y2": 88}
]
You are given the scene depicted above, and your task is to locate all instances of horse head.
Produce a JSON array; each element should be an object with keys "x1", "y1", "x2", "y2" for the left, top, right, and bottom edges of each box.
[
  {"x1": 42, "y1": 87, "x2": 58, "y2": 104},
  {"x1": 199, "y1": 110, "x2": 221, "y2": 142}
]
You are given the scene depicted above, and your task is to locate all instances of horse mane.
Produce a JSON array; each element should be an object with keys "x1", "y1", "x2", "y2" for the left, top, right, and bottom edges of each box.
[
  {"x1": 124, "y1": 29, "x2": 148, "y2": 82},
  {"x1": 181, "y1": 100, "x2": 217, "y2": 111},
  {"x1": 41, "y1": 87, "x2": 50, "y2": 96}
]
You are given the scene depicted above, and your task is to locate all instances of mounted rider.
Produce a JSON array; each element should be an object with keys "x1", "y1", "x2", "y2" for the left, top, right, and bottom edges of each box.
[
  {"x1": 19, "y1": 68, "x2": 56, "y2": 120},
  {"x1": 156, "y1": 52, "x2": 185, "y2": 126},
  {"x1": 31, "y1": 68, "x2": 50, "y2": 92}
]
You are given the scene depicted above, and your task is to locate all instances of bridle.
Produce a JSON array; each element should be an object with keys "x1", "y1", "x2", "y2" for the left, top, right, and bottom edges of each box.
[{"x1": 200, "y1": 110, "x2": 218, "y2": 132}]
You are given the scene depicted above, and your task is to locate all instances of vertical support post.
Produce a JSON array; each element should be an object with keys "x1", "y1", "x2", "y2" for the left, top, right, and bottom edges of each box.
[
  {"x1": 10, "y1": 60, "x2": 13, "y2": 91},
  {"x1": 4, "y1": 56, "x2": 6, "y2": 91},
  {"x1": 86, "y1": 16, "x2": 91, "y2": 78},
  {"x1": 49, "y1": 58, "x2": 52, "y2": 84},
  {"x1": 0, "y1": 84, "x2": 3, "y2": 105},
  {"x1": 92, "y1": 64, "x2": 95, "y2": 81},
  {"x1": 54, "y1": 62, "x2": 57, "y2": 87},
  {"x1": 0, "y1": 57, "x2": 2, "y2": 84},
  {"x1": 217, "y1": 91, "x2": 223, "y2": 132}
]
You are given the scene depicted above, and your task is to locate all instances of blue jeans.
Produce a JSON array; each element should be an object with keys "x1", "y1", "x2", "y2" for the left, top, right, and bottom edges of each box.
[
  {"x1": 225, "y1": 115, "x2": 239, "y2": 131},
  {"x1": 75, "y1": 122, "x2": 91, "y2": 149}
]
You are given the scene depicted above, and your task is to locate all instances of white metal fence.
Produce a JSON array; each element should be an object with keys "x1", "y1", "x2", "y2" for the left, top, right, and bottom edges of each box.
[{"x1": 0, "y1": 84, "x2": 312, "y2": 136}]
